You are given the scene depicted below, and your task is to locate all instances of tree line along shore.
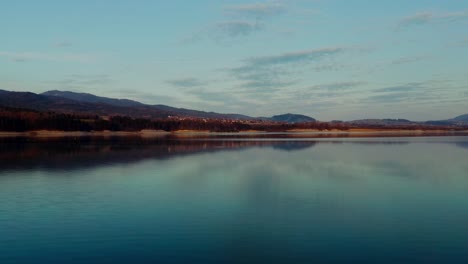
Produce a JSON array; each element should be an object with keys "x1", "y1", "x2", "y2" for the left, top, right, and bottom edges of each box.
[{"x1": 1, "y1": 106, "x2": 467, "y2": 134}]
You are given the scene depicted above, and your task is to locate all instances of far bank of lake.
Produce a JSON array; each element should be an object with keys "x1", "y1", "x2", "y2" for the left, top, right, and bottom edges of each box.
[{"x1": 1, "y1": 129, "x2": 468, "y2": 138}]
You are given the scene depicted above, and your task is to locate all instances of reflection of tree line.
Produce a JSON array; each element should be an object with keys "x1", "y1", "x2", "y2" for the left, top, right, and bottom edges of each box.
[
  {"x1": 0, "y1": 137, "x2": 466, "y2": 173},
  {"x1": 456, "y1": 142, "x2": 468, "y2": 149},
  {"x1": 0, "y1": 137, "x2": 317, "y2": 172}
]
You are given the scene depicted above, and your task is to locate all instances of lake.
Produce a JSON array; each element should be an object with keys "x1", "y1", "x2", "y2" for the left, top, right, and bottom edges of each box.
[{"x1": 1, "y1": 135, "x2": 468, "y2": 263}]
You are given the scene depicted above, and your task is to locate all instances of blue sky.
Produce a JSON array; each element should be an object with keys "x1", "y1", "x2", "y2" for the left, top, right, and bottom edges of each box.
[{"x1": 1, "y1": 0, "x2": 467, "y2": 120}]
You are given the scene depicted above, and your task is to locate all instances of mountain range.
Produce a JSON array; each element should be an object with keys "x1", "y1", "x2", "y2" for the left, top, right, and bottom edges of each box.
[
  {"x1": 0, "y1": 89, "x2": 314, "y2": 123},
  {"x1": 0, "y1": 89, "x2": 466, "y2": 125},
  {"x1": 453, "y1": 114, "x2": 468, "y2": 122}
]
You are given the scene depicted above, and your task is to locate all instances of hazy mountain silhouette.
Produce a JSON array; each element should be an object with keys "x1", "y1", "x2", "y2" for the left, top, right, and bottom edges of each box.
[
  {"x1": 43, "y1": 90, "x2": 144, "y2": 107},
  {"x1": 1, "y1": 89, "x2": 465, "y2": 125},
  {"x1": 0, "y1": 89, "x2": 251, "y2": 120},
  {"x1": 453, "y1": 114, "x2": 468, "y2": 122},
  {"x1": 270, "y1": 113, "x2": 316, "y2": 123}
]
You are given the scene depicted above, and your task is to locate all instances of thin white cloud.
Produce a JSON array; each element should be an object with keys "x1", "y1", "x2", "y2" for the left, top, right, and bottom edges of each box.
[
  {"x1": 390, "y1": 56, "x2": 428, "y2": 65},
  {"x1": 310, "y1": 81, "x2": 366, "y2": 91},
  {"x1": 461, "y1": 37, "x2": 468, "y2": 46},
  {"x1": 224, "y1": 2, "x2": 287, "y2": 18},
  {"x1": 398, "y1": 10, "x2": 468, "y2": 29},
  {"x1": 180, "y1": 20, "x2": 264, "y2": 44},
  {"x1": 227, "y1": 46, "x2": 346, "y2": 92},
  {"x1": 216, "y1": 21, "x2": 263, "y2": 37},
  {"x1": 246, "y1": 47, "x2": 344, "y2": 66},
  {"x1": 398, "y1": 12, "x2": 433, "y2": 27},
  {"x1": 166, "y1": 77, "x2": 207, "y2": 88},
  {"x1": 0, "y1": 51, "x2": 96, "y2": 63},
  {"x1": 54, "y1": 41, "x2": 73, "y2": 48},
  {"x1": 182, "y1": 1, "x2": 290, "y2": 44}
]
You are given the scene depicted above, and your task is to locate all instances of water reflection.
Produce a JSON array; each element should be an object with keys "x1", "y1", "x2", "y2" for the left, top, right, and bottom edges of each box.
[
  {"x1": 1, "y1": 136, "x2": 467, "y2": 173},
  {"x1": 0, "y1": 136, "x2": 468, "y2": 263},
  {"x1": 456, "y1": 141, "x2": 468, "y2": 149},
  {"x1": 0, "y1": 137, "x2": 317, "y2": 173}
]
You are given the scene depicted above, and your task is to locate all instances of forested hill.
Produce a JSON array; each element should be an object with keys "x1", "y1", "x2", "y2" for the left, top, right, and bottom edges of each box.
[
  {"x1": 0, "y1": 90, "x2": 466, "y2": 132},
  {"x1": 0, "y1": 105, "x2": 340, "y2": 132},
  {"x1": 0, "y1": 89, "x2": 252, "y2": 120},
  {"x1": 0, "y1": 89, "x2": 317, "y2": 123}
]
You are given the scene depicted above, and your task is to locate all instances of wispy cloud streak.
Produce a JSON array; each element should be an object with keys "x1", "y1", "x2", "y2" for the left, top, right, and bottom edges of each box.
[
  {"x1": 226, "y1": 47, "x2": 346, "y2": 91},
  {"x1": 398, "y1": 10, "x2": 468, "y2": 29},
  {"x1": 224, "y1": 2, "x2": 287, "y2": 18},
  {"x1": 0, "y1": 51, "x2": 96, "y2": 63},
  {"x1": 166, "y1": 77, "x2": 207, "y2": 88},
  {"x1": 246, "y1": 47, "x2": 344, "y2": 66},
  {"x1": 216, "y1": 21, "x2": 263, "y2": 37}
]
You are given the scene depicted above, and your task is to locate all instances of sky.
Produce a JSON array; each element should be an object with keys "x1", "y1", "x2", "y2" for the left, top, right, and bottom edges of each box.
[{"x1": 1, "y1": 0, "x2": 468, "y2": 121}]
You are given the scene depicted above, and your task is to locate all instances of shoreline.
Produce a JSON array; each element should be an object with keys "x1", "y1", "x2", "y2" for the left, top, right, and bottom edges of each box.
[
  {"x1": 1, "y1": 129, "x2": 468, "y2": 138},
  {"x1": 0, "y1": 130, "x2": 170, "y2": 138}
]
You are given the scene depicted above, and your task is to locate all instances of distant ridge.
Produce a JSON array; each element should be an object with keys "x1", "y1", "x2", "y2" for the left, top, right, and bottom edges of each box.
[
  {"x1": 1, "y1": 89, "x2": 465, "y2": 125},
  {"x1": 1, "y1": 89, "x2": 318, "y2": 122},
  {"x1": 41, "y1": 90, "x2": 251, "y2": 120},
  {"x1": 453, "y1": 114, "x2": 468, "y2": 122},
  {"x1": 0, "y1": 89, "x2": 225, "y2": 119},
  {"x1": 270, "y1": 113, "x2": 316, "y2": 123},
  {"x1": 424, "y1": 114, "x2": 468, "y2": 126},
  {"x1": 43, "y1": 90, "x2": 143, "y2": 107}
]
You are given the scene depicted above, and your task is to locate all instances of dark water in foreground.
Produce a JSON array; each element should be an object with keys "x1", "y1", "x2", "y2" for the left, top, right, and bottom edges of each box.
[{"x1": 1, "y1": 136, "x2": 468, "y2": 264}]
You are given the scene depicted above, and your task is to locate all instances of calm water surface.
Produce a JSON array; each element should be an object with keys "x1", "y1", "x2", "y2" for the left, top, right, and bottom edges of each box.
[{"x1": 1, "y1": 136, "x2": 468, "y2": 263}]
